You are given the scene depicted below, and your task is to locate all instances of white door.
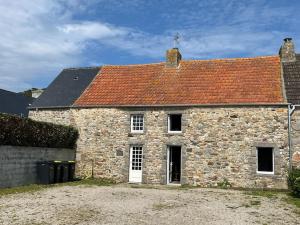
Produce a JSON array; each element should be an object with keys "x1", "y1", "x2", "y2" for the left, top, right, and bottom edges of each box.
[{"x1": 129, "y1": 146, "x2": 143, "y2": 183}]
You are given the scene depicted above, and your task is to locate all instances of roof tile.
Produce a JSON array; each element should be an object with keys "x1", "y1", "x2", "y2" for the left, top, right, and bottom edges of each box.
[{"x1": 74, "y1": 56, "x2": 284, "y2": 106}]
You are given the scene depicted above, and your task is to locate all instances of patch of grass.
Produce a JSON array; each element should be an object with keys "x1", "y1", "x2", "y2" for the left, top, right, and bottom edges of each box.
[
  {"x1": 179, "y1": 184, "x2": 200, "y2": 190},
  {"x1": 217, "y1": 178, "x2": 232, "y2": 189},
  {"x1": 244, "y1": 189, "x2": 300, "y2": 214},
  {"x1": 284, "y1": 193, "x2": 300, "y2": 209},
  {"x1": 244, "y1": 190, "x2": 280, "y2": 199},
  {"x1": 56, "y1": 208, "x2": 100, "y2": 224},
  {"x1": 0, "y1": 184, "x2": 47, "y2": 197},
  {"x1": 130, "y1": 183, "x2": 198, "y2": 190},
  {"x1": 241, "y1": 200, "x2": 261, "y2": 208},
  {"x1": 63, "y1": 178, "x2": 116, "y2": 187},
  {"x1": 130, "y1": 184, "x2": 160, "y2": 189},
  {"x1": 0, "y1": 178, "x2": 115, "y2": 197},
  {"x1": 241, "y1": 203, "x2": 251, "y2": 208},
  {"x1": 249, "y1": 200, "x2": 261, "y2": 206}
]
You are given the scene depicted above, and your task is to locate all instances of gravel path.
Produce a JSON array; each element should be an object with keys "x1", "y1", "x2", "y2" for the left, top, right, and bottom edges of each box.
[{"x1": 0, "y1": 185, "x2": 299, "y2": 225}]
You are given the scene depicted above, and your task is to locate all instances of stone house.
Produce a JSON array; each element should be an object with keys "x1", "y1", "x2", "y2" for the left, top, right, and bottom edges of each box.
[
  {"x1": 281, "y1": 38, "x2": 300, "y2": 169},
  {"x1": 29, "y1": 38, "x2": 300, "y2": 189}
]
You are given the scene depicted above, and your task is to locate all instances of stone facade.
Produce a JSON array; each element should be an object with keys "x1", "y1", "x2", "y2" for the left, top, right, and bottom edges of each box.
[
  {"x1": 29, "y1": 109, "x2": 73, "y2": 126},
  {"x1": 291, "y1": 109, "x2": 300, "y2": 168},
  {"x1": 29, "y1": 106, "x2": 289, "y2": 189}
]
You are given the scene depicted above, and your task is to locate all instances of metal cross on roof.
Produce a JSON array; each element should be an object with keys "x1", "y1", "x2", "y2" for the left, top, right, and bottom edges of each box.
[{"x1": 173, "y1": 33, "x2": 180, "y2": 48}]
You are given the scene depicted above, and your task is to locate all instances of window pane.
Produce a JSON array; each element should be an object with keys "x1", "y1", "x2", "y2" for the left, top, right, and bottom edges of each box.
[
  {"x1": 169, "y1": 114, "x2": 182, "y2": 131},
  {"x1": 257, "y1": 147, "x2": 273, "y2": 172},
  {"x1": 131, "y1": 146, "x2": 143, "y2": 171},
  {"x1": 131, "y1": 114, "x2": 144, "y2": 132}
]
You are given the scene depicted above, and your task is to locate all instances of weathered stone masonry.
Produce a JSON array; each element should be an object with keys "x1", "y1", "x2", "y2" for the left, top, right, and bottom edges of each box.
[
  {"x1": 29, "y1": 106, "x2": 289, "y2": 189},
  {"x1": 29, "y1": 109, "x2": 74, "y2": 126},
  {"x1": 290, "y1": 109, "x2": 300, "y2": 168}
]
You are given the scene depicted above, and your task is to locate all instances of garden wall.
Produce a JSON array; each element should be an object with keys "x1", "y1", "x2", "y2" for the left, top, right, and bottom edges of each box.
[{"x1": 0, "y1": 145, "x2": 75, "y2": 188}]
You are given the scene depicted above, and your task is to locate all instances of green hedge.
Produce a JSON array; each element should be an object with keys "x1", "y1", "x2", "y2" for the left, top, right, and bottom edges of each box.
[
  {"x1": 288, "y1": 168, "x2": 300, "y2": 198},
  {"x1": 0, "y1": 113, "x2": 78, "y2": 149}
]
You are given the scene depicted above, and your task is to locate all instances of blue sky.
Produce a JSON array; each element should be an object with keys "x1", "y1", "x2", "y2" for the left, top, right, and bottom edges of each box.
[{"x1": 0, "y1": 0, "x2": 300, "y2": 91}]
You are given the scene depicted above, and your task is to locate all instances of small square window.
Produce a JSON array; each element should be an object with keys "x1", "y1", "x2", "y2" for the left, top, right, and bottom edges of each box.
[
  {"x1": 257, "y1": 147, "x2": 274, "y2": 174},
  {"x1": 131, "y1": 114, "x2": 144, "y2": 133},
  {"x1": 168, "y1": 114, "x2": 182, "y2": 133}
]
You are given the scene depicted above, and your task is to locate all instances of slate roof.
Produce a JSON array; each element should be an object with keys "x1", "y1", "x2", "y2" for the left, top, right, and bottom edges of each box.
[
  {"x1": 30, "y1": 67, "x2": 100, "y2": 108},
  {"x1": 74, "y1": 56, "x2": 285, "y2": 106},
  {"x1": 0, "y1": 89, "x2": 33, "y2": 117},
  {"x1": 282, "y1": 54, "x2": 300, "y2": 104}
]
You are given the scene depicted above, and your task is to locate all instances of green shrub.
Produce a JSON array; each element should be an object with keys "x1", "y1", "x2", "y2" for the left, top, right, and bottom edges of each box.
[
  {"x1": 217, "y1": 178, "x2": 232, "y2": 189},
  {"x1": 0, "y1": 113, "x2": 78, "y2": 149},
  {"x1": 288, "y1": 169, "x2": 300, "y2": 197}
]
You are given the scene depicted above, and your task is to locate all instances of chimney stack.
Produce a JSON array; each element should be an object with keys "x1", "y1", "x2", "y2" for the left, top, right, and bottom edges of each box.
[
  {"x1": 166, "y1": 48, "x2": 182, "y2": 67},
  {"x1": 279, "y1": 38, "x2": 296, "y2": 62}
]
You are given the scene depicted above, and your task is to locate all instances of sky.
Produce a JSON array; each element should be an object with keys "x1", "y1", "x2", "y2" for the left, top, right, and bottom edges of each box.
[{"x1": 0, "y1": 0, "x2": 300, "y2": 92}]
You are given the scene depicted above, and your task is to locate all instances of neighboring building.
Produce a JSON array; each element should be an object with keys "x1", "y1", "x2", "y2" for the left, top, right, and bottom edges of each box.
[
  {"x1": 23, "y1": 88, "x2": 45, "y2": 98},
  {"x1": 29, "y1": 39, "x2": 300, "y2": 189},
  {"x1": 280, "y1": 38, "x2": 300, "y2": 168},
  {"x1": 0, "y1": 89, "x2": 34, "y2": 117},
  {"x1": 30, "y1": 67, "x2": 100, "y2": 125}
]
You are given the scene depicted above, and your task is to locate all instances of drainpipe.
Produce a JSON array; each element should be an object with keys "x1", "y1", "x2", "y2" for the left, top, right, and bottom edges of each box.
[{"x1": 288, "y1": 104, "x2": 296, "y2": 170}]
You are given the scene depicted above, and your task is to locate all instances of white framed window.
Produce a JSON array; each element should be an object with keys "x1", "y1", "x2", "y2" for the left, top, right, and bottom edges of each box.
[
  {"x1": 256, "y1": 147, "x2": 274, "y2": 175},
  {"x1": 168, "y1": 114, "x2": 182, "y2": 133},
  {"x1": 131, "y1": 114, "x2": 144, "y2": 133},
  {"x1": 130, "y1": 145, "x2": 143, "y2": 171}
]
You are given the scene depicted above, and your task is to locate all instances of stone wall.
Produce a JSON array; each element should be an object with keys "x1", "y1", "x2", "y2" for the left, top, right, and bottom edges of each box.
[
  {"x1": 0, "y1": 145, "x2": 75, "y2": 188},
  {"x1": 29, "y1": 106, "x2": 289, "y2": 189},
  {"x1": 29, "y1": 109, "x2": 73, "y2": 126},
  {"x1": 291, "y1": 109, "x2": 300, "y2": 168}
]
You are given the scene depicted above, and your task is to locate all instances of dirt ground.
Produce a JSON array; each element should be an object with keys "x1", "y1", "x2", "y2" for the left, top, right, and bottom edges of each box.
[{"x1": 0, "y1": 185, "x2": 299, "y2": 225}]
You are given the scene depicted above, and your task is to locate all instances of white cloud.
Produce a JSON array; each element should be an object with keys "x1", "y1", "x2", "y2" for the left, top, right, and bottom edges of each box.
[
  {"x1": 0, "y1": 0, "x2": 129, "y2": 91},
  {"x1": 0, "y1": 0, "x2": 298, "y2": 91},
  {"x1": 59, "y1": 22, "x2": 128, "y2": 40}
]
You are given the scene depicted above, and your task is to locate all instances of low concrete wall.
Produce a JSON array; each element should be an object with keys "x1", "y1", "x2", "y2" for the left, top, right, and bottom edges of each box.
[{"x1": 0, "y1": 145, "x2": 75, "y2": 188}]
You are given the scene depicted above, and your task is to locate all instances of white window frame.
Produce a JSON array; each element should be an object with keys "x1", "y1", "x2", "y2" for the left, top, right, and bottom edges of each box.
[
  {"x1": 168, "y1": 114, "x2": 182, "y2": 133},
  {"x1": 256, "y1": 147, "x2": 274, "y2": 175},
  {"x1": 130, "y1": 114, "x2": 144, "y2": 133}
]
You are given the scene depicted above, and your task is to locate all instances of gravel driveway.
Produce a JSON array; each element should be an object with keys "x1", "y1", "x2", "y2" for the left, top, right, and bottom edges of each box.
[{"x1": 0, "y1": 185, "x2": 299, "y2": 225}]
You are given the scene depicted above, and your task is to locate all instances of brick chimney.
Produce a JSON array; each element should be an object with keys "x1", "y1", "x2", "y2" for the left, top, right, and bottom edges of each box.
[
  {"x1": 166, "y1": 48, "x2": 182, "y2": 67},
  {"x1": 279, "y1": 38, "x2": 296, "y2": 62}
]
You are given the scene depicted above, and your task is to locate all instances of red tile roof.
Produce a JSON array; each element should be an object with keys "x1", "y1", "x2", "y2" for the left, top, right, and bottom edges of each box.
[{"x1": 74, "y1": 56, "x2": 285, "y2": 106}]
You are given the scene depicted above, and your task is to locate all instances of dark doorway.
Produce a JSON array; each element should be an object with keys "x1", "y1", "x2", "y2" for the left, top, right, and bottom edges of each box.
[{"x1": 168, "y1": 146, "x2": 181, "y2": 184}]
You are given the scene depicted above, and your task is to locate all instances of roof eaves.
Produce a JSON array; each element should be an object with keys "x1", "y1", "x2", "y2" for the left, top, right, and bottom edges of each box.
[
  {"x1": 28, "y1": 105, "x2": 72, "y2": 110},
  {"x1": 72, "y1": 103, "x2": 289, "y2": 109}
]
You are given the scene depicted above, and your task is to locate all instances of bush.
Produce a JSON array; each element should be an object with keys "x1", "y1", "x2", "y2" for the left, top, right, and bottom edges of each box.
[
  {"x1": 0, "y1": 113, "x2": 78, "y2": 149},
  {"x1": 217, "y1": 178, "x2": 232, "y2": 189},
  {"x1": 288, "y1": 169, "x2": 300, "y2": 197}
]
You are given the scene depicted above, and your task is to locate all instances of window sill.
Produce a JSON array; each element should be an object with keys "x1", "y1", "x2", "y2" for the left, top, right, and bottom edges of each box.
[
  {"x1": 256, "y1": 171, "x2": 275, "y2": 176},
  {"x1": 166, "y1": 132, "x2": 183, "y2": 136},
  {"x1": 128, "y1": 132, "x2": 144, "y2": 137}
]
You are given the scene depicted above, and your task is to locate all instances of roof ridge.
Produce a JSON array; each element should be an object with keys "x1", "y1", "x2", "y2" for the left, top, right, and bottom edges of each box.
[
  {"x1": 184, "y1": 55, "x2": 279, "y2": 62},
  {"x1": 101, "y1": 55, "x2": 279, "y2": 68},
  {"x1": 63, "y1": 66, "x2": 101, "y2": 70},
  {"x1": 102, "y1": 62, "x2": 165, "y2": 67}
]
